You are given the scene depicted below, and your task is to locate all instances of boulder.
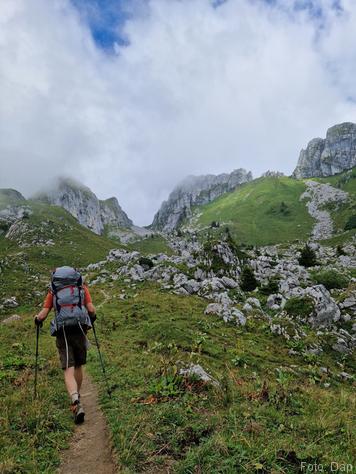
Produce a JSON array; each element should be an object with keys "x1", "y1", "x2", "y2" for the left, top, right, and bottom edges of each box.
[
  {"x1": 2, "y1": 297, "x2": 19, "y2": 308},
  {"x1": 194, "y1": 268, "x2": 206, "y2": 281},
  {"x1": 182, "y1": 280, "x2": 201, "y2": 295},
  {"x1": 129, "y1": 264, "x2": 145, "y2": 282},
  {"x1": 246, "y1": 297, "x2": 261, "y2": 309},
  {"x1": 231, "y1": 308, "x2": 247, "y2": 326},
  {"x1": 304, "y1": 285, "x2": 341, "y2": 326},
  {"x1": 221, "y1": 276, "x2": 238, "y2": 289},
  {"x1": 1, "y1": 314, "x2": 21, "y2": 324},
  {"x1": 243, "y1": 303, "x2": 253, "y2": 312},
  {"x1": 179, "y1": 364, "x2": 219, "y2": 387},
  {"x1": 173, "y1": 273, "x2": 188, "y2": 288},
  {"x1": 267, "y1": 294, "x2": 286, "y2": 310},
  {"x1": 204, "y1": 303, "x2": 223, "y2": 315},
  {"x1": 340, "y1": 294, "x2": 356, "y2": 311}
]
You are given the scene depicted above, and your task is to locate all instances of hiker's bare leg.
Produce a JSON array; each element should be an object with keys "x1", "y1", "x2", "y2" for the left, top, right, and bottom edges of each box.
[
  {"x1": 64, "y1": 367, "x2": 78, "y2": 400},
  {"x1": 74, "y1": 366, "x2": 83, "y2": 393}
]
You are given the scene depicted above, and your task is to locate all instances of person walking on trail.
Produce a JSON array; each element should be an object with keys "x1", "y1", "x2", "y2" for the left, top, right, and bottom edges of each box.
[{"x1": 34, "y1": 266, "x2": 96, "y2": 424}]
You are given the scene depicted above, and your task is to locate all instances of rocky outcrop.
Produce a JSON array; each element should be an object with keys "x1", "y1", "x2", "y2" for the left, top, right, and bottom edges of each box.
[
  {"x1": 0, "y1": 189, "x2": 32, "y2": 234},
  {"x1": 0, "y1": 189, "x2": 26, "y2": 205},
  {"x1": 100, "y1": 197, "x2": 132, "y2": 229},
  {"x1": 300, "y1": 181, "x2": 349, "y2": 240},
  {"x1": 293, "y1": 122, "x2": 356, "y2": 178},
  {"x1": 151, "y1": 168, "x2": 253, "y2": 232},
  {"x1": 261, "y1": 170, "x2": 285, "y2": 178},
  {"x1": 34, "y1": 177, "x2": 132, "y2": 235}
]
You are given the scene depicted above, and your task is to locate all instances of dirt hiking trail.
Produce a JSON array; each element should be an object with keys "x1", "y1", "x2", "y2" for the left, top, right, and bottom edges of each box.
[{"x1": 58, "y1": 373, "x2": 116, "y2": 474}]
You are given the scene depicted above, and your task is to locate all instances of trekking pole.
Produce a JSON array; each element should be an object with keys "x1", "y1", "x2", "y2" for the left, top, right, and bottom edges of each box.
[
  {"x1": 92, "y1": 322, "x2": 112, "y2": 398},
  {"x1": 34, "y1": 323, "x2": 40, "y2": 399}
]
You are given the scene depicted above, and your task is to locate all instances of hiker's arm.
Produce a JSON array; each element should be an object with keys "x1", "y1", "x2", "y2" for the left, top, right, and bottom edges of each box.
[
  {"x1": 86, "y1": 302, "x2": 96, "y2": 317},
  {"x1": 35, "y1": 307, "x2": 50, "y2": 322},
  {"x1": 83, "y1": 286, "x2": 96, "y2": 317}
]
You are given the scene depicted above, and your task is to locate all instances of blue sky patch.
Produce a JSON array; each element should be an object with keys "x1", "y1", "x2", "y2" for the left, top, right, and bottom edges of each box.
[{"x1": 71, "y1": 0, "x2": 132, "y2": 51}]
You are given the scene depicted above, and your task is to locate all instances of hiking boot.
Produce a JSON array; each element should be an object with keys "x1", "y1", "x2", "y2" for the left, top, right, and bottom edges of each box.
[{"x1": 70, "y1": 400, "x2": 85, "y2": 424}]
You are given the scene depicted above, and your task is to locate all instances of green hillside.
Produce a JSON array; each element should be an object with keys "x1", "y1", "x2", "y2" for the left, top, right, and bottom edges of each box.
[
  {"x1": 188, "y1": 170, "x2": 356, "y2": 246},
  {"x1": 1, "y1": 266, "x2": 355, "y2": 472},
  {"x1": 191, "y1": 176, "x2": 314, "y2": 246},
  {"x1": 0, "y1": 199, "x2": 116, "y2": 317},
  {"x1": 0, "y1": 189, "x2": 26, "y2": 207}
]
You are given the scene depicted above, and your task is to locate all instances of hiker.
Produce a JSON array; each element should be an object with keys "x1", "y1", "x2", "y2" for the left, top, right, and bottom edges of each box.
[{"x1": 34, "y1": 266, "x2": 96, "y2": 424}]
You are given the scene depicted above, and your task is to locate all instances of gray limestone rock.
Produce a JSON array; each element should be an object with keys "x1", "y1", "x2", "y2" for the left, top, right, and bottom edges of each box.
[
  {"x1": 245, "y1": 297, "x2": 261, "y2": 309},
  {"x1": 340, "y1": 294, "x2": 356, "y2": 310},
  {"x1": 204, "y1": 303, "x2": 223, "y2": 315},
  {"x1": 267, "y1": 294, "x2": 286, "y2": 310},
  {"x1": 300, "y1": 181, "x2": 348, "y2": 240},
  {"x1": 293, "y1": 122, "x2": 356, "y2": 178},
  {"x1": 1, "y1": 314, "x2": 21, "y2": 324},
  {"x1": 230, "y1": 308, "x2": 247, "y2": 326},
  {"x1": 179, "y1": 364, "x2": 219, "y2": 386},
  {"x1": 182, "y1": 280, "x2": 201, "y2": 295},
  {"x1": 221, "y1": 276, "x2": 238, "y2": 289},
  {"x1": 304, "y1": 285, "x2": 341, "y2": 327},
  {"x1": 2, "y1": 297, "x2": 19, "y2": 308},
  {"x1": 33, "y1": 177, "x2": 132, "y2": 235},
  {"x1": 152, "y1": 168, "x2": 253, "y2": 232}
]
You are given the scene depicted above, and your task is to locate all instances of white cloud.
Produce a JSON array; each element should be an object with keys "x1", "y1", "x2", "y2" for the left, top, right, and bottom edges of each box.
[{"x1": 0, "y1": 0, "x2": 355, "y2": 225}]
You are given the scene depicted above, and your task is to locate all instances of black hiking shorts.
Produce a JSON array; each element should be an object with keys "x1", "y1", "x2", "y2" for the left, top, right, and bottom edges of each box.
[{"x1": 56, "y1": 329, "x2": 87, "y2": 369}]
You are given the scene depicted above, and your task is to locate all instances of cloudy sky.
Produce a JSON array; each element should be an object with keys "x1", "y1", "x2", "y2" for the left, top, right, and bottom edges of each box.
[{"x1": 0, "y1": 0, "x2": 356, "y2": 225}]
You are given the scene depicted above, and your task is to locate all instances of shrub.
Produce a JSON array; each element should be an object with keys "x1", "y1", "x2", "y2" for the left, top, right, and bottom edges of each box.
[
  {"x1": 148, "y1": 374, "x2": 183, "y2": 398},
  {"x1": 267, "y1": 201, "x2": 290, "y2": 216},
  {"x1": 336, "y1": 244, "x2": 346, "y2": 256},
  {"x1": 313, "y1": 269, "x2": 349, "y2": 290},
  {"x1": 344, "y1": 215, "x2": 356, "y2": 231},
  {"x1": 259, "y1": 278, "x2": 279, "y2": 295},
  {"x1": 139, "y1": 256, "x2": 154, "y2": 270},
  {"x1": 298, "y1": 244, "x2": 317, "y2": 267},
  {"x1": 223, "y1": 229, "x2": 248, "y2": 261},
  {"x1": 240, "y1": 266, "x2": 258, "y2": 292},
  {"x1": 0, "y1": 221, "x2": 10, "y2": 233},
  {"x1": 284, "y1": 296, "x2": 314, "y2": 318}
]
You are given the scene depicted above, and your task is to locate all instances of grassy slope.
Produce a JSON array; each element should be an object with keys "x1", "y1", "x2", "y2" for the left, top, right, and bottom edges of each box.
[
  {"x1": 193, "y1": 177, "x2": 314, "y2": 246},
  {"x1": 126, "y1": 235, "x2": 174, "y2": 256},
  {"x1": 0, "y1": 318, "x2": 73, "y2": 473},
  {"x1": 0, "y1": 201, "x2": 116, "y2": 317},
  {"x1": 87, "y1": 281, "x2": 355, "y2": 473},
  {"x1": 2, "y1": 280, "x2": 355, "y2": 473}
]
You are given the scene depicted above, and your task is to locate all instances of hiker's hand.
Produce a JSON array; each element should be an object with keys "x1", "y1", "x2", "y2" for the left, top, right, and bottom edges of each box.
[
  {"x1": 34, "y1": 316, "x2": 43, "y2": 327},
  {"x1": 90, "y1": 313, "x2": 97, "y2": 323}
]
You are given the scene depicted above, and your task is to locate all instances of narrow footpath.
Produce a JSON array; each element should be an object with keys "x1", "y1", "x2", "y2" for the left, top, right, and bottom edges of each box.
[{"x1": 58, "y1": 374, "x2": 116, "y2": 474}]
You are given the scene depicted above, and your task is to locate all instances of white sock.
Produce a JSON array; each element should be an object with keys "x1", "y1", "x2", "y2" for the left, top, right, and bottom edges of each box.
[{"x1": 70, "y1": 392, "x2": 79, "y2": 404}]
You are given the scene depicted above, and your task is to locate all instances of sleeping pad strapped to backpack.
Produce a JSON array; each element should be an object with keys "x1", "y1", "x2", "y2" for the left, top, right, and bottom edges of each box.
[{"x1": 49, "y1": 266, "x2": 92, "y2": 336}]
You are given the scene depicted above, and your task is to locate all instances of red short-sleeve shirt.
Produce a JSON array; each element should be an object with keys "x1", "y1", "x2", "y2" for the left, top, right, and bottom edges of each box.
[{"x1": 43, "y1": 285, "x2": 92, "y2": 309}]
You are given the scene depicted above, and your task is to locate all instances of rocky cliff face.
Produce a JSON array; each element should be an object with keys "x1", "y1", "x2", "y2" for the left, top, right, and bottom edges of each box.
[
  {"x1": 293, "y1": 122, "x2": 356, "y2": 178},
  {"x1": 100, "y1": 197, "x2": 133, "y2": 229},
  {"x1": 152, "y1": 168, "x2": 253, "y2": 232},
  {"x1": 0, "y1": 189, "x2": 31, "y2": 234},
  {"x1": 34, "y1": 178, "x2": 132, "y2": 235}
]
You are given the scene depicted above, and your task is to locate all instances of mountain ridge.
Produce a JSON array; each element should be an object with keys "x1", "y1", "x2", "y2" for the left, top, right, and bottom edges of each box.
[
  {"x1": 33, "y1": 177, "x2": 133, "y2": 235},
  {"x1": 151, "y1": 168, "x2": 253, "y2": 232},
  {"x1": 293, "y1": 122, "x2": 356, "y2": 178}
]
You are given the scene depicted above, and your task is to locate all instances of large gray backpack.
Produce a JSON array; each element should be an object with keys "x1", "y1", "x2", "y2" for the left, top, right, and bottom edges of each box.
[{"x1": 49, "y1": 266, "x2": 91, "y2": 336}]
